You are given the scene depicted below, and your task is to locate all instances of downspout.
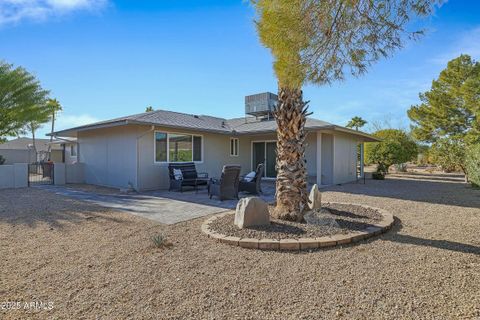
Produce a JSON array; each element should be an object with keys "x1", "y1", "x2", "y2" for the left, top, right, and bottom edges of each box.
[{"x1": 135, "y1": 125, "x2": 155, "y2": 192}]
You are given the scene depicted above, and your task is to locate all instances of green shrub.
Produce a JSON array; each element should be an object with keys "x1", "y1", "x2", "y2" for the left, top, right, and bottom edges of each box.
[
  {"x1": 365, "y1": 129, "x2": 418, "y2": 172},
  {"x1": 0, "y1": 155, "x2": 5, "y2": 165},
  {"x1": 150, "y1": 233, "x2": 172, "y2": 248},
  {"x1": 466, "y1": 144, "x2": 480, "y2": 187},
  {"x1": 372, "y1": 172, "x2": 385, "y2": 180},
  {"x1": 429, "y1": 139, "x2": 466, "y2": 173}
]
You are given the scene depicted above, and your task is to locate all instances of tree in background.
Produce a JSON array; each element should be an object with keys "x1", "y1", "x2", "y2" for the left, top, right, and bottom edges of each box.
[
  {"x1": 465, "y1": 144, "x2": 480, "y2": 187},
  {"x1": 145, "y1": 106, "x2": 154, "y2": 112},
  {"x1": 365, "y1": 129, "x2": 418, "y2": 173},
  {"x1": 46, "y1": 98, "x2": 63, "y2": 156},
  {"x1": 408, "y1": 55, "x2": 479, "y2": 179},
  {"x1": 0, "y1": 61, "x2": 49, "y2": 139},
  {"x1": 429, "y1": 138, "x2": 466, "y2": 173},
  {"x1": 346, "y1": 116, "x2": 367, "y2": 131},
  {"x1": 416, "y1": 144, "x2": 433, "y2": 165},
  {"x1": 25, "y1": 105, "x2": 51, "y2": 157},
  {"x1": 252, "y1": 0, "x2": 436, "y2": 220}
]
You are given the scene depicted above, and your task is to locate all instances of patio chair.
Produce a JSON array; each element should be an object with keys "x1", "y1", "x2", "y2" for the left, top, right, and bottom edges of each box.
[
  {"x1": 208, "y1": 165, "x2": 241, "y2": 201},
  {"x1": 168, "y1": 162, "x2": 208, "y2": 192},
  {"x1": 239, "y1": 163, "x2": 264, "y2": 195}
]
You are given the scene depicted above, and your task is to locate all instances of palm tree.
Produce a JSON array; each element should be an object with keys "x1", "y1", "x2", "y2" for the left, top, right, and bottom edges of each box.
[
  {"x1": 46, "y1": 98, "x2": 62, "y2": 155},
  {"x1": 24, "y1": 104, "x2": 50, "y2": 162},
  {"x1": 346, "y1": 117, "x2": 367, "y2": 131},
  {"x1": 27, "y1": 121, "x2": 40, "y2": 157},
  {"x1": 253, "y1": 0, "x2": 436, "y2": 221}
]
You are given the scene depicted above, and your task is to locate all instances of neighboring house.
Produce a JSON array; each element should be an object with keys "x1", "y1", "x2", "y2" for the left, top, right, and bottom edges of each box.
[
  {"x1": 52, "y1": 92, "x2": 378, "y2": 191},
  {"x1": 0, "y1": 137, "x2": 77, "y2": 164}
]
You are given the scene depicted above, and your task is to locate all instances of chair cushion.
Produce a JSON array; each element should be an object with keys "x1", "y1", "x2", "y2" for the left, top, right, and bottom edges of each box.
[
  {"x1": 173, "y1": 168, "x2": 183, "y2": 180},
  {"x1": 244, "y1": 171, "x2": 256, "y2": 182}
]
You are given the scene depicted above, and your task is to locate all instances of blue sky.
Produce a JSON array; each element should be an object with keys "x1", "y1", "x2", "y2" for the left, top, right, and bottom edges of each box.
[{"x1": 1, "y1": 0, "x2": 479, "y2": 139}]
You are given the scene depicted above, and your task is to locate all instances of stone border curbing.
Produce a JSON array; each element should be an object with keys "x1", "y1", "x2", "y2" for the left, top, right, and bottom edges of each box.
[{"x1": 201, "y1": 202, "x2": 394, "y2": 251}]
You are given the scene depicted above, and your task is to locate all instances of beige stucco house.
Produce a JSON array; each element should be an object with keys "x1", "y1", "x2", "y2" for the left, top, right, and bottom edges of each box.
[{"x1": 52, "y1": 93, "x2": 378, "y2": 191}]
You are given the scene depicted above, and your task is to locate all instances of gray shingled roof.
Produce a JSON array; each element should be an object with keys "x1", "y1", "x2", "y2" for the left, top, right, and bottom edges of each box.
[
  {"x1": 227, "y1": 117, "x2": 334, "y2": 134},
  {"x1": 0, "y1": 138, "x2": 63, "y2": 151},
  {"x1": 53, "y1": 109, "x2": 378, "y2": 141},
  {"x1": 54, "y1": 110, "x2": 334, "y2": 135}
]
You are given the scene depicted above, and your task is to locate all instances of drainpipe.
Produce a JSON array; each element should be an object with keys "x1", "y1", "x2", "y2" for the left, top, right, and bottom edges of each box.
[{"x1": 135, "y1": 125, "x2": 155, "y2": 192}]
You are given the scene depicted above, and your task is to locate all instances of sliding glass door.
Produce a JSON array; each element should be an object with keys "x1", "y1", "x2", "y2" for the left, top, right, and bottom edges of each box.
[{"x1": 252, "y1": 141, "x2": 277, "y2": 178}]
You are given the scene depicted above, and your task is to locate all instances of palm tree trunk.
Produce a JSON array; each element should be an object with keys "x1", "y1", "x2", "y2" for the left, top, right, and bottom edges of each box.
[
  {"x1": 47, "y1": 112, "x2": 55, "y2": 156},
  {"x1": 31, "y1": 126, "x2": 37, "y2": 162},
  {"x1": 272, "y1": 87, "x2": 309, "y2": 221}
]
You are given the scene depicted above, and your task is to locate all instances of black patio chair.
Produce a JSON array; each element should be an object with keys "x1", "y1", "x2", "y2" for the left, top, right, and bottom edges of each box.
[
  {"x1": 208, "y1": 165, "x2": 241, "y2": 201},
  {"x1": 168, "y1": 162, "x2": 208, "y2": 192},
  {"x1": 239, "y1": 163, "x2": 264, "y2": 195}
]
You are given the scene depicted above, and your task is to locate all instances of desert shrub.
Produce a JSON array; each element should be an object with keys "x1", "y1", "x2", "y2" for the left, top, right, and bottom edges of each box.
[
  {"x1": 0, "y1": 155, "x2": 5, "y2": 165},
  {"x1": 429, "y1": 138, "x2": 466, "y2": 173},
  {"x1": 466, "y1": 144, "x2": 480, "y2": 187},
  {"x1": 150, "y1": 233, "x2": 172, "y2": 248},
  {"x1": 365, "y1": 129, "x2": 418, "y2": 172}
]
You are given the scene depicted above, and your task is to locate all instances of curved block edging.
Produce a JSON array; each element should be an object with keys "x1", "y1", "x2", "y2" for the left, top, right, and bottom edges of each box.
[{"x1": 201, "y1": 202, "x2": 394, "y2": 251}]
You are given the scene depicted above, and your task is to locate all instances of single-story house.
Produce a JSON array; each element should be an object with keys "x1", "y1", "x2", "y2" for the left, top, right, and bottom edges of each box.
[
  {"x1": 0, "y1": 137, "x2": 78, "y2": 164},
  {"x1": 52, "y1": 92, "x2": 378, "y2": 191}
]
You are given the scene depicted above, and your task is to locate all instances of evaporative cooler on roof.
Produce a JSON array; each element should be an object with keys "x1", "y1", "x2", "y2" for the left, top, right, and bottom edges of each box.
[{"x1": 244, "y1": 92, "x2": 278, "y2": 117}]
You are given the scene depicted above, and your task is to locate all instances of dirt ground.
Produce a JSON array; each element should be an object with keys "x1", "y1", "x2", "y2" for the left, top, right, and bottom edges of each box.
[{"x1": 0, "y1": 172, "x2": 479, "y2": 319}]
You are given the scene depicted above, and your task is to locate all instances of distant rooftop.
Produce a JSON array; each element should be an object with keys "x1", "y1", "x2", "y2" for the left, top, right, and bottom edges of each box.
[{"x1": 0, "y1": 137, "x2": 65, "y2": 151}]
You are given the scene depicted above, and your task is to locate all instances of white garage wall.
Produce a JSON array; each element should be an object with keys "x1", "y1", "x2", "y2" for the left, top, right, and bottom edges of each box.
[
  {"x1": 333, "y1": 132, "x2": 359, "y2": 184},
  {"x1": 78, "y1": 125, "x2": 140, "y2": 189}
]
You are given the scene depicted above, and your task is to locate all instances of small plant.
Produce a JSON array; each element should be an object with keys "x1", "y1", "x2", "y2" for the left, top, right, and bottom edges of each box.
[
  {"x1": 150, "y1": 233, "x2": 172, "y2": 248},
  {"x1": 372, "y1": 164, "x2": 387, "y2": 180}
]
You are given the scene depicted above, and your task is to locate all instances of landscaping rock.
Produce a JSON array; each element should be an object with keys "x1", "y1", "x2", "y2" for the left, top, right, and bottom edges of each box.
[
  {"x1": 304, "y1": 209, "x2": 340, "y2": 228},
  {"x1": 234, "y1": 197, "x2": 270, "y2": 229},
  {"x1": 308, "y1": 184, "x2": 322, "y2": 210}
]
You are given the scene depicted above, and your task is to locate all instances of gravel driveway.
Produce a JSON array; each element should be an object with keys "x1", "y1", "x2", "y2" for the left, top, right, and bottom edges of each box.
[{"x1": 0, "y1": 172, "x2": 479, "y2": 319}]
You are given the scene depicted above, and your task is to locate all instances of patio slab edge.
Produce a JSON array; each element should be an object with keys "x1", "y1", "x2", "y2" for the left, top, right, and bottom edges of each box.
[{"x1": 201, "y1": 202, "x2": 395, "y2": 251}]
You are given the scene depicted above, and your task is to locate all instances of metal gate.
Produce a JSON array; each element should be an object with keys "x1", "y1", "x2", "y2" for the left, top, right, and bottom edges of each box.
[{"x1": 28, "y1": 162, "x2": 54, "y2": 186}]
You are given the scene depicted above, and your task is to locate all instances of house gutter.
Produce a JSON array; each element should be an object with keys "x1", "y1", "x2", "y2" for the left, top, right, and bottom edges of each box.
[{"x1": 135, "y1": 125, "x2": 155, "y2": 192}]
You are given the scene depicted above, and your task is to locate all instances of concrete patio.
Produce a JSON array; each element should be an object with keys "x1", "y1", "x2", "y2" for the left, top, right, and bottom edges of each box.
[{"x1": 39, "y1": 182, "x2": 276, "y2": 224}]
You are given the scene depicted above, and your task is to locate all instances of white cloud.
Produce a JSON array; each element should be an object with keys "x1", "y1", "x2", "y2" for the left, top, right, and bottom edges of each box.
[
  {"x1": 430, "y1": 26, "x2": 480, "y2": 65},
  {"x1": 0, "y1": 0, "x2": 108, "y2": 26}
]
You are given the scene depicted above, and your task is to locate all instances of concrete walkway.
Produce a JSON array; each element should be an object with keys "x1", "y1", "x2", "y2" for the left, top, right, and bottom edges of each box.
[{"x1": 38, "y1": 184, "x2": 276, "y2": 225}]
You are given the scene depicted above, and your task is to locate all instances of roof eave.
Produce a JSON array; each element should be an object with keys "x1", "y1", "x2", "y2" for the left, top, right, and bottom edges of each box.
[{"x1": 331, "y1": 126, "x2": 380, "y2": 142}]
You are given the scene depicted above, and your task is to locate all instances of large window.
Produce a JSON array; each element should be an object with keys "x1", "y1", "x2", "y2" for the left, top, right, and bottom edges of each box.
[
  {"x1": 230, "y1": 138, "x2": 239, "y2": 157},
  {"x1": 155, "y1": 132, "x2": 202, "y2": 163}
]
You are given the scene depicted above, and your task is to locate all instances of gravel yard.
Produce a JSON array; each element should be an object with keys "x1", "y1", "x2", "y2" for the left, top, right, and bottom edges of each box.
[
  {"x1": 210, "y1": 203, "x2": 383, "y2": 239},
  {"x1": 1, "y1": 172, "x2": 479, "y2": 319}
]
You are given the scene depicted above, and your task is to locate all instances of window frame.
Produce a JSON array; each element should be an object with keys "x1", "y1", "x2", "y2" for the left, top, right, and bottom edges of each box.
[
  {"x1": 70, "y1": 144, "x2": 77, "y2": 157},
  {"x1": 154, "y1": 131, "x2": 203, "y2": 164},
  {"x1": 230, "y1": 138, "x2": 239, "y2": 157}
]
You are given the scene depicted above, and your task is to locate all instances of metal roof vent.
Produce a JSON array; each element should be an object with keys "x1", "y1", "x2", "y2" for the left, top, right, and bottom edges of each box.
[{"x1": 245, "y1": 92, "x2": 277, "y2": 117}]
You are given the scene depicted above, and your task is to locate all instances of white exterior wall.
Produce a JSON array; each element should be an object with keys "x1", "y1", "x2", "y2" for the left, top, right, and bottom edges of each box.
[
  {"x1": 0, "y1": 163, "x2": 28, "y2": 189},
  {"x1": 333, "y1": 132, "x2": 359, "y2": 184},
  {"x1": 66, "y1": 163, "x2": 85, "y2": 184},
  {"x1": 78, "y1": 125, "x2": 140, "y2": 189},
  {"x1": 321, "y1": 133, "x2": 334, "y2": 185}
]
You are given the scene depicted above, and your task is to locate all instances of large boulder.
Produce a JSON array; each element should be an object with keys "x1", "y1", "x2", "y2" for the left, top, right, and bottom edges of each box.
[
  {"x1": 234, "y1": 197, "x2": 270, "y2": 229},
  {"x1": 308, "y1": 184, "x2": 322, "y2": 210}
]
